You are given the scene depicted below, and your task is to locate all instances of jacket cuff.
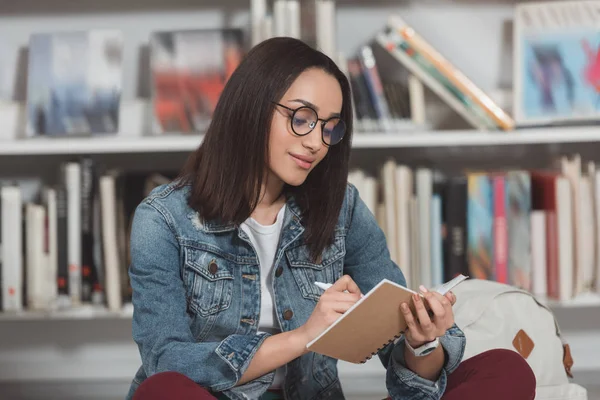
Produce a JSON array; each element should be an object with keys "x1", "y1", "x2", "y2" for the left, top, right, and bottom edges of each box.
[
  {"x1": 213, "y1": 332, "x2": 271, "y2": 391},
  {"x1": 387, "y1": 324, "x2": 465, "y2": 398},
  {"x1": 388, "y1": 336, "x2": 445, "y2": 398},
  {"x1": 440, "y1": 324, "x2": 466, "y2": 374}
]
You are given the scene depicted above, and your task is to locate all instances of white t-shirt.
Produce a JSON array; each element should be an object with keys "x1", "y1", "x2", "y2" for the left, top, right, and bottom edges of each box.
[{"x1": 240, "y1": 204, "x2": 286, "y2": 388}]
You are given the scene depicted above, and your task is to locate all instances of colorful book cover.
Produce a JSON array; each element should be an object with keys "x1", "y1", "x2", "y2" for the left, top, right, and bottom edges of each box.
[
  {"x1": 514, "y1": 1, "x2": 600, "y2": 125},
  {"x1": 467, "y1": 173, "x2": 494, "y2": 281},
  {"x1": 506, "y1": 171, "x2": 532, "y2": 290},
  {"x1": 26, "y1": 30, "x2": 123, "y2": 136},
  {"x1": 150, "y1": 29, "x2": 244, "y2": 134}
]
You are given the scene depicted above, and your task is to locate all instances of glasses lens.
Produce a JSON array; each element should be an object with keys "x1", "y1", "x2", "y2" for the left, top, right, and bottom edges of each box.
[
  {"x1": 322, "y1": 118, "x2": 346, "y2": 145},
  {"x1": 291, "y1": 107, "x2": 318, "y2": 136}
]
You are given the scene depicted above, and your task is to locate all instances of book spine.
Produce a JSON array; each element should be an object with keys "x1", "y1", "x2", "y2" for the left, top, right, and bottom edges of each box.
[
  {"x1": 56, "y1": 184, "x2": 70, "y2": 306},
  {"x1": 416, "y1": 168, "x2": 432, "y2": 288},
  {"x1": 100, "y1": 175, "x2": 123, "y2": 312},
  {"x1": 0, "y1": 188, "x2": 2, "y2": 309},
  {"x1": 530, "y1": 210, "x2": 547, "y2": 298},
  {"x1": 467, "y1": 174, "x2": 494, "y2": 281},
  {"x1": 430, "y1": 194, "x2": 444, "y2": 287},
  {"x1": 358, "y1": 46, "x2": 394, "y2": 132},
  {"x1": 443, "y1": 176, "x2": 468, "y2": 281},
  {"x1": 391, "y1": 16, "x2": 514, "y2": 130},
  {"x1": 66, "y1": 162, "x2": 82, "y2": 305},
  {"x1": 545, "y1": 212, "x2": 559, "y2": 300},
  {"x1": 1, "y1": 186, "x2": 23, "y2": 311},
  {"x1": 81, "y1": 158, "x2": 95, "y2": 303},
  {"x1": 492, "y1": 175, "x2": 508, "y2": 284},
  {"x1": 45, "y1": 188, "x2": 59, "y2": 306},
  {"x1": 315, "y1": 0, "x2": 336, "y2": 58},
  {"x1": 506, "y1": 171, "x2": 532, "y2": 291}
]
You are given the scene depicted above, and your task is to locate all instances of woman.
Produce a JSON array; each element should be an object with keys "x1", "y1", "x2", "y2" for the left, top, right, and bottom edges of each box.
[{"x1": 127, "y1": 37, "x2": 535, "y2": 400}]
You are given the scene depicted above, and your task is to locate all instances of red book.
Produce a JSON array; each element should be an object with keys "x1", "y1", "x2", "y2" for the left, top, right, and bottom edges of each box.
[
  {"x1": 530, "y1": 171, "x2": 560, "y2": 300},
  {"x1": 492, "y1": 175, "x2": 508, "y2": 283}
]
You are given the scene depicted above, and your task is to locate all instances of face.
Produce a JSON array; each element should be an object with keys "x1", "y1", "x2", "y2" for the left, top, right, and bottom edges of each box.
[{"x1": 267, "y1": 68, "x2": 344, "y2": 187}]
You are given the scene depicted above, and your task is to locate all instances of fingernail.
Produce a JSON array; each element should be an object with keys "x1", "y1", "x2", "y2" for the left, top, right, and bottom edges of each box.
[
  {"x1": 401, "y1": 303, "x2": 409, "y2": 312},
  {"x1": 419, "y1": 285, "x2": 428, "y2": 293},
  {"x1": 413, "y1": 293, "x2": 420, "y2": 302}
]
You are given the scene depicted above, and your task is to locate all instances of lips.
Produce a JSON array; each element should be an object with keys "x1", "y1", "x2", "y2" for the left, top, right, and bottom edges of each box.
[{"x1": 290, "y1": 153, "x2": 315, "y2": 170}]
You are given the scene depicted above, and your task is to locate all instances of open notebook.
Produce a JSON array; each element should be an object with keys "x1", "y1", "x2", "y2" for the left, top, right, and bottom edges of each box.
[{"x1": 306, "y1": 274, "x2": 468, "y2": 363}]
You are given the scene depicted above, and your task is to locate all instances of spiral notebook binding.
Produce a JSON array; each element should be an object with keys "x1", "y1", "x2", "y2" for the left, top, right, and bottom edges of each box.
[{"x1": 361, "y1": 334, "x2": 403, "y2": 363}]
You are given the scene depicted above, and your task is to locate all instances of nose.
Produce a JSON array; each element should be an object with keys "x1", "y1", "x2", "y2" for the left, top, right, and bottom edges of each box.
[{"x1": 301, "y1": 124, "x2": 323, "y2": 153}]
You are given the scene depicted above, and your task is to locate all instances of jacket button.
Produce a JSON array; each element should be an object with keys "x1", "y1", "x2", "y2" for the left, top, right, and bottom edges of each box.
[
  {"x1": 209, "y1": 261, "x2": 218, "y2": 274},
  {"x1": 275, "y1": 266, "x2": 283, "y2": 277},
  {"x1": 283, "y1": 309, "x2": 294, "y2": 320}
]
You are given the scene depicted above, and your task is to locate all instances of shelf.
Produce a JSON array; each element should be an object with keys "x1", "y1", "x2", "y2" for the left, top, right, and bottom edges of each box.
[
  {"x1": 1, "y1": 296, "x2": 599, "y2": 321},
  {"x1": 0, "y1": 305, "x2": 134, "y2": 321},
  {"x1": 0, "y1": 126, "x2": 599, "y2": 156},
  {"x1": 0, "y1": 134, "x2": 203, "y2": 156},
  {"x1": 352, "y1": 126, "x2": 600, "y2": 149}
]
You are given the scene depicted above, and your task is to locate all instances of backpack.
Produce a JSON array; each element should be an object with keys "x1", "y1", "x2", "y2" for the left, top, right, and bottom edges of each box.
[{"x1": 452, "y1": 279, "x2": 588, "y2": 400}]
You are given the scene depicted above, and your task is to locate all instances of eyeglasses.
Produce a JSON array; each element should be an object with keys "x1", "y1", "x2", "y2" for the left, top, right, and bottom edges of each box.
[{"x1": 272, "y1": 102, "x2": 346, "y2": 146}]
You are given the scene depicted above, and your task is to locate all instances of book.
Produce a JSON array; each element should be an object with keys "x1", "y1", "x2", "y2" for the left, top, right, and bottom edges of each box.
[
  {"x1": 513, "y1": 1, "x2": 600, "y2": 126},
  {"x1": 150, "y1": 29, "x2": 244, "y2": 134},
  {"x1": 26, "y1": 30, "x2": 123, "y2": 136},
  {"x1": 306, "y1": 274, "x2": 468, "y2": 364},
  {"x1": 376, "y1": 16, "x2": 514, "y2": 131}
]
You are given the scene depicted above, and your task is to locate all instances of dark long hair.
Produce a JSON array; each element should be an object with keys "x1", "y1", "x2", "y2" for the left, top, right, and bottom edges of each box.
[{"x1": 179, "y1": 37, "x2": 353, "y2": 260}]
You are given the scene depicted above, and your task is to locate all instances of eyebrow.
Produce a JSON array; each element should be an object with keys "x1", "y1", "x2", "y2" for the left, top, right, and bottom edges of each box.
[{"x1": 289, "y1": 98, "x2": 341, "y2": 119}]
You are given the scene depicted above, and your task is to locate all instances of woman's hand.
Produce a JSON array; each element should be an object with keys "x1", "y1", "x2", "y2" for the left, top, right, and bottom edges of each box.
[
  {"x1": 296, "y1": 275, "x2": 362, "y2": 347},
  {"x1": 401, "y1": 287, "x2": 456, "y2": 348}
]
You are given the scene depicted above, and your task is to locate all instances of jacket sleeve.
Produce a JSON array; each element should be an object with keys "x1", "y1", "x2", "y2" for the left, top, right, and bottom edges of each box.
[
  {"x1": 342, "y1": 184, "x2": 466, "y2": 400},
  {"x1": 129, "y1": 200, "x2": 270, "y2": 393}
]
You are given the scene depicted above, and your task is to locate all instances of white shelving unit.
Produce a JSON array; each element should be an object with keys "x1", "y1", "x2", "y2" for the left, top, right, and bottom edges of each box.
[
  {"x1": 1, "y1": 126, "x2": 599, "y2": 155},
  {"x1": 0, "y1": 306, "x2": 134, "y2": 322},
  {"x1": 1, "y1": 0, "x2": 600, "y2": 399}
]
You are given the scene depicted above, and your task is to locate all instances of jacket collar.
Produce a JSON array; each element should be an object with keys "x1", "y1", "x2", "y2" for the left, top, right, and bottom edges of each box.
[{"x1": 196, "y1": 193, "x2": 303, "y2": 234}]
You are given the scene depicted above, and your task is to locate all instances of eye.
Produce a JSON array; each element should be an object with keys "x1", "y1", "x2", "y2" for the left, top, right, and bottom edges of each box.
[{"x1": 293, "y1": 116, "x2": 307, "y2": 126}]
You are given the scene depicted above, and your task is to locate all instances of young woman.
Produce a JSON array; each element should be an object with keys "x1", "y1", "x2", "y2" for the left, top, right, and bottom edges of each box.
[{"x1": 126, "y1": 37, "x2": 536, "y2": 400}]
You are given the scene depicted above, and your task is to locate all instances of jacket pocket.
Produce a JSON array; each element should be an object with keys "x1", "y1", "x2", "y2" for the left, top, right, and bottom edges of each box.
[
  {"x1": 183, "y1": 246, "x2": 235, "y2": 316},
  {"x1": 285, "y1": 236, "x2": 345, "y2": 301}
]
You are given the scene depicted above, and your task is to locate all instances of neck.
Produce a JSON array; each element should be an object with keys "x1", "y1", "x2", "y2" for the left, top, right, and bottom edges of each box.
[{"x1": 258, "y1": 173, "x2": 285, "y2": 208}]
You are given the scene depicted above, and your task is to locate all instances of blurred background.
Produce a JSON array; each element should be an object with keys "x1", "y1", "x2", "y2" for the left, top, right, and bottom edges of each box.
[{"x1": 0, "y1": 0, "x2": 599, "y2": 399}]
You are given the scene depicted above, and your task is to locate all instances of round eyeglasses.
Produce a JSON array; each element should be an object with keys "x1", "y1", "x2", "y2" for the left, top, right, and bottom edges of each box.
[{"x1": 273, "y1": 102, "x2": 346, "y2": 146}]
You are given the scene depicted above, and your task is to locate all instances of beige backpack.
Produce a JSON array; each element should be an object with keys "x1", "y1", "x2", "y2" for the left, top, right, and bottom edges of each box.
[{"x1": 453, "y1": 279, "x2": 587, "y2": 400}]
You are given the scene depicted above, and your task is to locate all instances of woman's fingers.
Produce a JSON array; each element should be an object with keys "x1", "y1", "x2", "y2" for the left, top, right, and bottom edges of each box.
[
  {"x1": 400, "y1": 302, "x2": 421, "y2": 337},
  {"x1": 325, "y1": 291, "x2": 362, "y2": 303},
  {"x1": 328, "y1": 300, "x2": 359, "y2": 314},
  {"x1": 331, "y1": 275, "x2": 362, "y2": 295},
  {"x1": 423, "y1": 292, "x2": 446, "y2": 321},
  {"x1": 412, "y1": 294, "x2": 435, "y2": 337}
]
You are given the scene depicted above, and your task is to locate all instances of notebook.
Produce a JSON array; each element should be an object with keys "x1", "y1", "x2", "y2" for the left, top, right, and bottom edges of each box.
[{"x1": 306, "y1": 274, "x2": 468, "y2": 363}]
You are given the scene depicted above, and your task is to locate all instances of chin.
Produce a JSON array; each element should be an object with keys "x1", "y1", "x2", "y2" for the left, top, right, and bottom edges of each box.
[{"x1": 281, "y1": 172, "x2": 310, "y2": 187}]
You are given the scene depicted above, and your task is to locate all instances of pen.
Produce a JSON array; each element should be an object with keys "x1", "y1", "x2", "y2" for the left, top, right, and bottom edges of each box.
[
  {"x1": 314, "y1": 282, "x2": 333, "y2": 291},
  {"x1": 314, "y1": 282, "x2": 363, "y2": 297}
]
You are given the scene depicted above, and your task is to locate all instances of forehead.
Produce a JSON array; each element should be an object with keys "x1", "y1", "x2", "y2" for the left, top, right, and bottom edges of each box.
[{"x1": 282, "y1": 68, "x2": 343, "y2": 113}]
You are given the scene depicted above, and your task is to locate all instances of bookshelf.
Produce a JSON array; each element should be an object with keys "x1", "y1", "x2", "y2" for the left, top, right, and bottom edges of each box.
[
  {"x1": 1, "y1": 126, "x2": 600, "y2": 156},
  {"x1": 0, "y1": 296, "x2": 595, "y2": 322},
  {"x1": 1, "y1": 0, "x2": 600, "y2": 398},
  {"x1": 0, "y1": 306, "x2": 134, "y2": 322}
]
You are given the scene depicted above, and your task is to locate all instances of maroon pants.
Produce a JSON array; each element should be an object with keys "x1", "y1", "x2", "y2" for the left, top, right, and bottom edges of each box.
[{"x1": 133, "y1": 349, "x2": 536, "y2": 400}]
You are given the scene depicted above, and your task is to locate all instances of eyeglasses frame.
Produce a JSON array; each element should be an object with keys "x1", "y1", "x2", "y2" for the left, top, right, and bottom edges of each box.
[{"x1": 272, "y1": 102, "x2": 346, "y2": 146}]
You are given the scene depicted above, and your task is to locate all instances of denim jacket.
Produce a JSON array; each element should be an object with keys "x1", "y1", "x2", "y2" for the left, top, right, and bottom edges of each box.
[{"x1": 126, "y1": 181, "x2": 466, "y2": 400}]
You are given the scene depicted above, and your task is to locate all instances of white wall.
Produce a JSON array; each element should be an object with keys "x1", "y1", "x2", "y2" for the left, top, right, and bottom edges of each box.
[{"x1": 0, "y1": 1, "x2": 599, "y2": 397}]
